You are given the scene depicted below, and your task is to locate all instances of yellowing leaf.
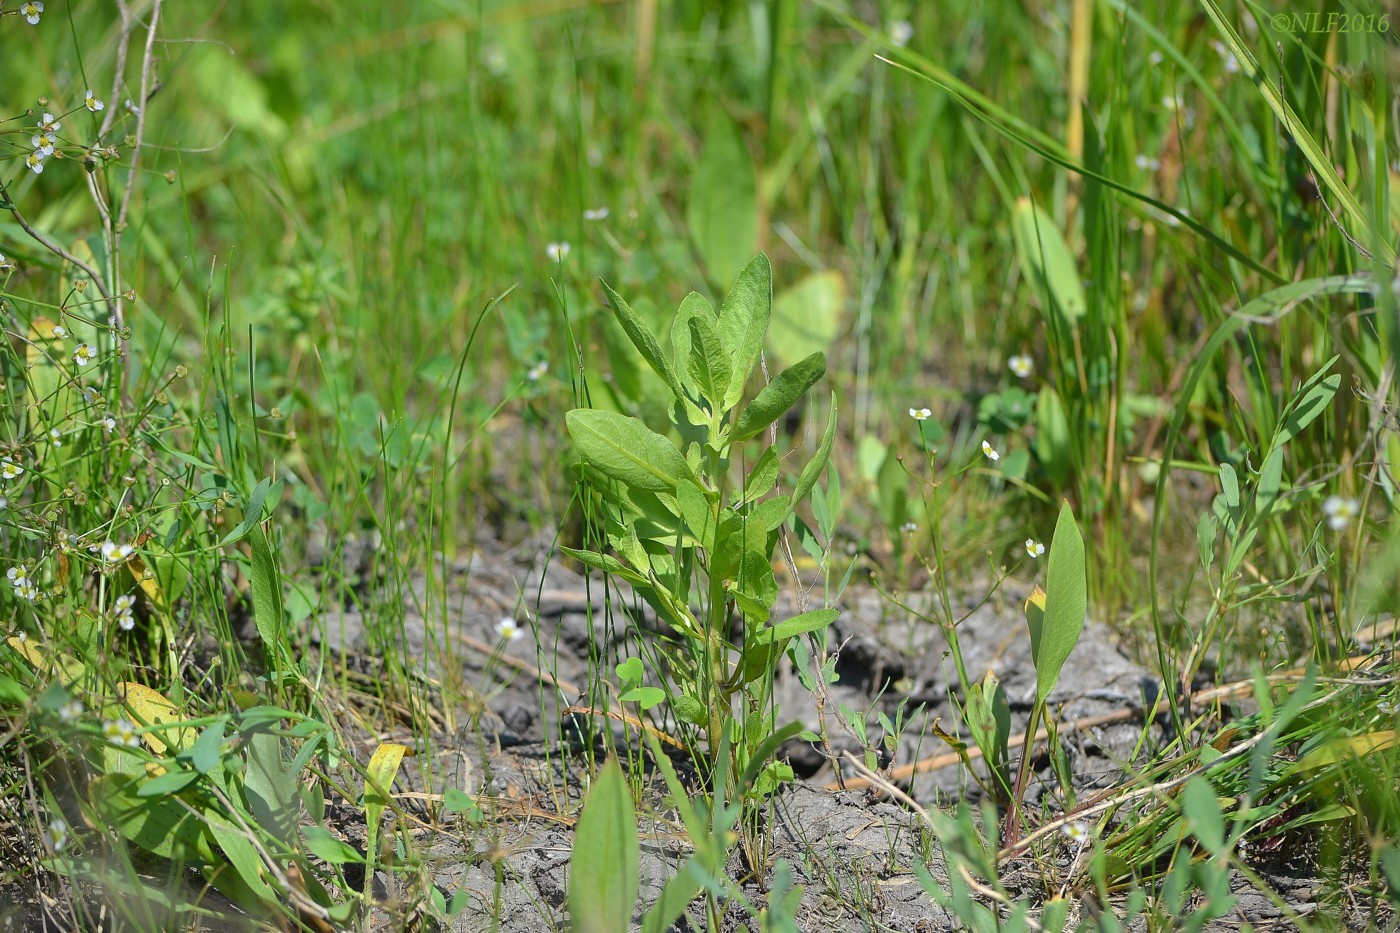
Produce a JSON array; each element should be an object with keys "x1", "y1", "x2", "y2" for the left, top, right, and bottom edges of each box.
[
  {"x1": 119, "y1": 682, "x2": 196, "y2": 756},
  {"x1": 1288, "y1": 731, "x2": 1398, "y2": 777},
  {"x1": 7, "y1": 637, "x2": 86, "y2": 687}
]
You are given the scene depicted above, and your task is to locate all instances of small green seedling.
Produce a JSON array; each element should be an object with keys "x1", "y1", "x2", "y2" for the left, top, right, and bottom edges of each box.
[{"x1": 1006, "y1": 500, "x2": 1086, "y2": 842}]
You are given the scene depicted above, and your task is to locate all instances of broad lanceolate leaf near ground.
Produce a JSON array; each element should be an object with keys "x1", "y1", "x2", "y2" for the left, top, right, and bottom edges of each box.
[
  {"x1": 566, "y1": 409, "x2": 696, "y2": 492},
  {"x1": 569, "y1": 757, "x2": 640, "y2": 933},
  {"x1": 768, "y1": 269, "x2": 845, "y2": 368},
  {"x1": 1025, "y1": 501, "x2": 1087, "y2": 706},
  {"x1": 687, "y1": 111, "x2": 758, "y2": 293},
  {"x1": 1012, "y1": 198, "x2": 1085, "y2": 335}
]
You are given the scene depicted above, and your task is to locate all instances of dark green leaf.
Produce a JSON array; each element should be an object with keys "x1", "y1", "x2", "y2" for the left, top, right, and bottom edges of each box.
[
  {"x1": 566, "y1": 409, "x2": 694, "y2": 492},
  {"x1": 733, "y1": 352, "x2": 825, "y2": 442}
]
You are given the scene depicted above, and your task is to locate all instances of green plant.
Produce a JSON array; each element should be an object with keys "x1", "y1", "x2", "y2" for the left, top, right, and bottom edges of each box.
[{"x1": 565, "y1": 253, "x2": 838, "y2": 794}]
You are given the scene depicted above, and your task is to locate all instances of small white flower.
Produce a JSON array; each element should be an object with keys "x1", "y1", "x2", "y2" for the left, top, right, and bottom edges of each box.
[
  {"x1": 1060, "y1": 821, "x2": 1090, "y2": 843},
  {"x1": 26, "y1": 151, "x2": 46, "y2": 175},
  {"x1": 102, "y1": 416, "x2": 117, "y2": 433},
  {"x1": 1, "y1": 458, "x2": 24, "y2": 481},
  {"x1": 545, "y1": 242, "x2": 571, "y2": 263},
  {"x1": 583, "y1": 207, "x2": 609, "y2": 221},
  {"x1": 73, "y1": 343, "x2": 96, "y2": 367},
  {"x1": 481, "y1": 43, "x2": 508, "y2": 76},
  {"x1": 1378, "y1": 699, "x2": 1396, "y2": 716},
  {"x1": 909, "y1": 407, "x2": 932, "y2": 421},
  {"x1": 1135, "y1": 154, "x2": 1161, "y2": 172},
  {"x1": 1322, "y1": 495, "x2": 1360, "y2": 530},
  {"x1": 1007, "y1": 355, "x2": 1033, "y2": 379},
  {"x1": 526, "y1": 361, "x2": 549, "y2": 381},
  {"x1": 0, "y1": 253, "x2": 14, "y2": 273},
  {"x1": 48, "y1": 428, "x2": 62, "y2": 447},
  {"x1": 900, "y1": 521, "x2": 918, "y2": 534},
  {"x1": 37, "y1": 112, "x2": 59, "y2": 135},
  {"x1": 114, "y1": 594, "x2": 136, "y2": 614},
  {"x1": 84, "y1": 89, "x2": 105, "y2": 112},
  {"x1": 1147, "y1": 51, "x2": 1164, "y2": 66},
  {"x1": 0, "y1": 497, "x2": 9, "y2": 509},
  {"x1": 44, "y1": 817, "x2": 68, "y2": 852},
  {"x1": 495, "y1": 617, "x2": 524, "y2": 642},
  {"x1": 890, "y1": 19, "x2": 914, "y2": 47},
  {"x1": 1025, "y1": 539, "x2": 1045, "y2": 558},
  {"x1": 1162, "y1": 94, "x2": 1183, "y2": 111},
  {"x1": 32, "y1": 131, "x2": 57, "y2": 157},
  {"x1": 58, "y1": 699, "x2": 83, "y2": 722},
  {"x1": 52, "y1": 325, "x2": 67, "y2": 339},
  {"x1": 981, "y1": 440, "x2": 1000, "y2": 462},
  {"x1": 102, "y1": 717, "x2": 140, "y2": 748},
  {"x1": 8, "y1": 565, "x2": 29, "y2": 586},
  {"x1": 14, "y1": 580, "x2": 39, "y2": 601},
  {"x1": 20, "y1": 2, "x2": 44, "y2": 26},
  {"x1": 100, "y1": 540, "x2": 133, "y2": 564}
]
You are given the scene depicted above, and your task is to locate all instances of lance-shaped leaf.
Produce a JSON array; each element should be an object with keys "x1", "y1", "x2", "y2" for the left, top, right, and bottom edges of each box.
[
  {"x1": 789, "y1": 392, "x2": 838, "y2": 511},
  {"x1": 732, "y1": 352, "x2": 826, "y2": 442},
  {"x1": 1026, "y1": 501, "x2": 1087, "y2": 706},
  {"x1": 566, "y1": 410, "x2": 694, "y2": 492},
  {"x1": 686, "y1": 315, "x2": 733, "y2": 412},
  {"x1": 569, "y1": 757, "x2": 640, "y2": 933},
  {"x1": 602, "y1": 280, "x2": 682, "y2": 398},
  {"x1": 717, "y1": 254, "x2": 772, "y2": 409}
]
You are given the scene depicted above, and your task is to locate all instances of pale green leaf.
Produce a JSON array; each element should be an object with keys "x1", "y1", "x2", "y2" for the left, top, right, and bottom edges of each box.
[{"x1": 569, "y1": 758, "x2": 640, "y2": 933}]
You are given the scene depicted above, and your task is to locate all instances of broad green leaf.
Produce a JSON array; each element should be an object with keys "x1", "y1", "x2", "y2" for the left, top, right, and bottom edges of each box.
[
  {"x1": 677, "y1": 481, "x2": 716, "y2": 552},
  {"x1": 566, "y1": 409, "x2": 695, "y2": 492},
  {"x1": 1028, "y1": 501, "x2": 1087, "y2": 706},
  {"x1": 717, "y1": 254, "x2": 773, "y2": 409},
  {"x1": 248, "y1": 523, "x2": 286, "y2": 656},
  {"x1": 602, "y1": 280, "x2": 683, "y2": 398},
  {"x1": 302, "y1": 825, "x2": 365, "y2": 865},
  {"x1": 1255, "y1": 446, "x2": 1283, "y2": 520},
  {"x1": 136, "y1": 768, "x2": 202, "y2": 798},
  {"x1": 733, "y1": 352, "x2": 826, "y2": 442},
  {"x1": 769, "y1": 270, "x2": 845, "y2": 368},
  {"x1": 751, "y1": 495, "x2": 791, "y2": 532},
  {"x1": 184, "y1": 720, "x2": 227, "y2": 775},
  {"x1": 738, "y1": 720, "x2": 805, "y2": 794},
  {"x1": 559, "y1": 546, "x2": 652, "y2": 587},
  {"x1": 1181, "y1": 776, "x2": 1227, "y2": 858},
  {"x1": 789, "y1": 392, "x2": 838, "y2": 511},
  {"x1": 219, "y1": 477, "x2": 282, "y2": 547},
  {"x1": 1219, "y1": 462, "x2": 1240, "y2": 512},
  {"x1": 89, "y1": 773, "x2": 220, "y2": 864},
  {"x1": 964, "y1": 673, "x2": 1011, "y2": 793},
  {"x1": 740, "y1": 447, "x2": 780, "y2": 503},
  {"x1": 1033, "y1": 387, "x2": 1071, "y2": 488},
  {"x1": 1274, "y1": 357, "x2": 1340, "y2": 449},
  {"x1": 569, "y1": 758, "x2": 640, "y2": 933},
  {"x1": 1012, "y1": 199, "x2": 1085, "y2": 333},
  {"x1": 242, "y1": 727, "x2": 299, "y2": 845},
  {"x1": 687, "y1": 112, "x2": 758, "y2": 291},
  {"x1": 749, "y1": 608, "x2": 839, "y2": 645},
  {"x1": 686, "y1": 315, "x2": 734, "y2": 412},
  {"x1": 672, "y1": 695, "x2": 707, "y2": 726}
]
